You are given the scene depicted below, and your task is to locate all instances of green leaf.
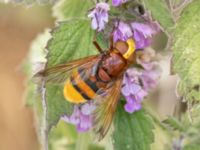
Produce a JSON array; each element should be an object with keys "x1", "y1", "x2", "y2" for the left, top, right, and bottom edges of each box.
[
  {"x1": 75, "y1": 133, "x2": 91, "y2": 150},
  {"x1": 181, "y1": 105, "x2": 200, "y2": 132},
  {"x1": 4, "y1": 0, "x2": 55, "y2": 5},
  {"x1": 184, "y1": 144, "x2": 200, "y2": 150},
  {"x1": 89, "y1": 144, "x2": 105, "y2": 150},
  {"x1": 150, "y1": 124, "x2": 171, "y2": 150},
  {"x1": 172, "y1": 0, "x2": 200, "y2": 103},
  {"x1": 162, "y1": 116, "x2": 185, "y2": 132},
  {"x1": 48, "y1": 121, "x2": 77, "y2": 150},
  {"x1": 48, "y1": 121, "x2": 105, "y2": 150},
  {"x1": 142, "y1": 103, "x2": 171, "y2": 150},
  {"x1": 46, "y1": 86, "x2": 73, "y2": 128},
  {"x1": 113, "y1": 103, "x2": 154, "y2": 150},
  {"x1": 53, "y1": 0, "x2": 93, "y2": 21},
  {"x1": 168, "y1": 0, "x2": 186, "y2": 8},
  {"x1": 45, "y1": 19, "x2": 97, "y2": 129},
  {"x1": 141, "y1": 0, "x2": 175, "y2": 32}
]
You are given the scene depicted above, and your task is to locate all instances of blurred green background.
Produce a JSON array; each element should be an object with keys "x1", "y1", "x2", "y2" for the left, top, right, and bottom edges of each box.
[{"x1": 0, "y1": 3, "x2": 54, "y2": 150}]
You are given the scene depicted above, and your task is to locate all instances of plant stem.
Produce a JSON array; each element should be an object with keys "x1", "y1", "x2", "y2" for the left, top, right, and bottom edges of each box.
[{"x1": 75, "y1": 132, "x2": 91, "y2": 150}]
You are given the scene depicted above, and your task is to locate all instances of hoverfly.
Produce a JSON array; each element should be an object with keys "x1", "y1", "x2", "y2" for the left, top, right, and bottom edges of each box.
[{"x1": 34, "y1": 33, "x2": 138, "y2": 140}]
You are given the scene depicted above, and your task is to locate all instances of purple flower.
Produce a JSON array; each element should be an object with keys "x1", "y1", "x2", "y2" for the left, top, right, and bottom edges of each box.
[
  {"x1": 131, "y1": 22, "x2": 158, "y2": 49},
  {"x1": 62, "y1": 103, "x2": 96, "y2": 132},
  {"x1": 88, "y1": 2, "x2": 110, "y2": 31},
  {"x1": 112, "y1": 0, "x2": 128, "y2": 7},
  {"x1": 113, "y1": 21, "x2": 159, "y2": 49},
  {"x1": 113, "y1": 21, "x2": 133, "y2": 42},
  {"x1": 137, "y1": 49, "x2": 162, "y2": 90},
  {"x1": 121, "y1": 57, "x2": 161, "y2": 113},
  {"x1": 122, "y1": 69, "x2": 148, "y2": 113},
  {"x1": 140, "y1": 63, "x2": 161, "y2": 90}
]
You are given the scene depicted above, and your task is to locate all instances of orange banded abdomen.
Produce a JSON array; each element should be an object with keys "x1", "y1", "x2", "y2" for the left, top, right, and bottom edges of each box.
[{"x1": 63, "y1": 69, "x2": 99, "y2": 104}]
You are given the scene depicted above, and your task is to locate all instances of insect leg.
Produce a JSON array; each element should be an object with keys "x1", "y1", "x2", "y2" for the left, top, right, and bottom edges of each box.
[
  {"x1": 109, "y1": 32, "x2": 114, "y2": 49},
  {"x1": 93, "y1": 31, "x2": 104, "y2": 54}
]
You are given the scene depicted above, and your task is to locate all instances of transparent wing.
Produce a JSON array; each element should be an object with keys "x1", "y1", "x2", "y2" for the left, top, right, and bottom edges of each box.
[
  {"x1": 92, "y1": 77, "x2": 123, "y2": 141},
  {"x1": 33, "y1": 55, "x2": 101, "y2": 84}
]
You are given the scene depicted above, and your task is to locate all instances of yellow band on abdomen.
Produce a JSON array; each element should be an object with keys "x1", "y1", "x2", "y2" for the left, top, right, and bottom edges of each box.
[
  {"x1": 63, "y1": 79, "x2": 86, "y2": 104},
  {"x1": 75, "y1": 78, "x2": 96, "y2": 99}
]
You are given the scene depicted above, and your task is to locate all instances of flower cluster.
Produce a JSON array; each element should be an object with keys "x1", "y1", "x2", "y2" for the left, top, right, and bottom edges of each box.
[
  {"x1": 88, "y1": 2, "x2": 110, "y2": 31},
  {"x1": 62, "y1": 0, "x2": 161, "y2": 132},
  {"x1": 122, "y1": 50, "x2": 161, "y2": 113},
  {"x1": 62, "y1": 102, "x2": 95, "y2": 131},
  {"x1": 113, "y1": 21, "x2": 158, "y2": 49},
  {"x1": 112, "y1": 0, "x2": 128, "y2": 7},
  {"x1": 88, "y1": 1, "x2": 159, "y2": 48}
]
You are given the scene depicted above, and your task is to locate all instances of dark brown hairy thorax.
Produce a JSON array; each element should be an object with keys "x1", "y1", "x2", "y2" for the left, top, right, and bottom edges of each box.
[
  {"x1": 96, "y1": 51, "x2": 127, "y2": 84},
  {"x1": 102, "y1": 52, "x2": 127, "y2": 76},
  {"x1": 96, "y1": 39, "x2": 136, "y2": 84}
]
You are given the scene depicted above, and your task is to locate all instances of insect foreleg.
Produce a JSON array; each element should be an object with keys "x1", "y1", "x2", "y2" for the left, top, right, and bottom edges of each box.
[{"x1": 93, "y1": 31, "x2": 104, "y2": 54}]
